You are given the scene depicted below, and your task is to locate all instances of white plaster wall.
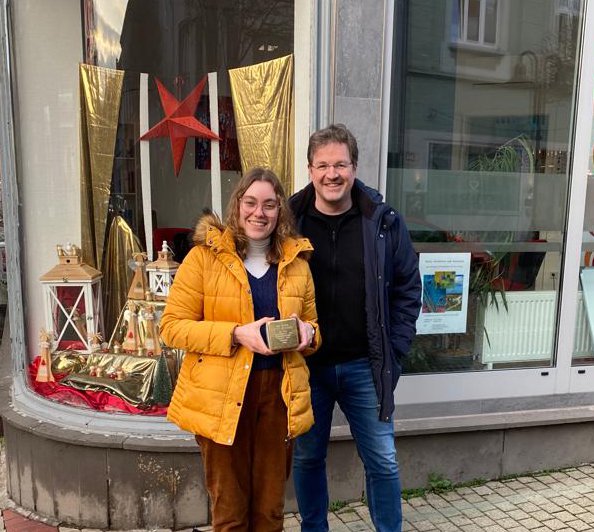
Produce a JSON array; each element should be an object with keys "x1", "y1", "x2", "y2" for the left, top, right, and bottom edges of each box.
[
  {"x1": 11, "y1": 0, "x2": 82, "y2": 358},
  {"x1": 293, "y1": 0, "x2": 314, "y2": 192}
]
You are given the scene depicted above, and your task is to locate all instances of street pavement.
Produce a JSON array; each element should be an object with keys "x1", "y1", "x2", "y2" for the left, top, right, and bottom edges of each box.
[{"x1": 2, "y1": 441, "x2": 594, "y2": 531}]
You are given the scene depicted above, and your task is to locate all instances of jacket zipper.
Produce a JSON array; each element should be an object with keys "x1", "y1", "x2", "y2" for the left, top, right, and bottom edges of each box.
[
  {"x1": 377, "y1": 213, "x2": 395, "y2": 420},
  {"x1": 279, "y1": 264, "x2": 293, "y2": 444},
  {"x1": 376, "y1": 223, "x2": 385, "y2": 415},
  {"x1": 282, "y1": 355, "x2": 292, "y2": 444},
  {"x1": 331, "y1": 228, "x2": 337, "y2": 307}
]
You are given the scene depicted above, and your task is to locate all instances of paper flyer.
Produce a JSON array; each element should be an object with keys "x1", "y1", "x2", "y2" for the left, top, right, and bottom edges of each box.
[{"x1": 417, "y1": 253, "x2": 471, "y2": 335}]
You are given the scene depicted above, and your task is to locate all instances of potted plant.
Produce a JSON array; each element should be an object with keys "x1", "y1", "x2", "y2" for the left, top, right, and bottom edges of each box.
[{"x1": 405, "y1": 136, "x2": 535, "y2": 373}]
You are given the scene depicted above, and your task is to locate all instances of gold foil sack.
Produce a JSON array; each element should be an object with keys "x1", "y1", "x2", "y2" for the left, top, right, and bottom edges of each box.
[{"x1": 102, "y1": 216, "x2": 143, "y2": 336}]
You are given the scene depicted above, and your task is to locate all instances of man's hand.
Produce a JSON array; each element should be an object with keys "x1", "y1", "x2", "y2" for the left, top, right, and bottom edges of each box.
[{"x1": 291, "y1": 313, "x2": 315, "y2": 352}]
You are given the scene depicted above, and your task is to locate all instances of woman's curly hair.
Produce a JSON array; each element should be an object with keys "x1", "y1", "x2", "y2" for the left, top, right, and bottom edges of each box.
[{"x1": 225, "y1": 167, "x2": 298, "y2": 264}]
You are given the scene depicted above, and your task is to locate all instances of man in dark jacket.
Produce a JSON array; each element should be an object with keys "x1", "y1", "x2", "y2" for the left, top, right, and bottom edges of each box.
[{"x1": 290, "y1": 124, "x2": 421, "y2": 532}]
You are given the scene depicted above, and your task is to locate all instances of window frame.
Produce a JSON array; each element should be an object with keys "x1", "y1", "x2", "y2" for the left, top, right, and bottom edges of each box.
[
  {"x1": 386, "y1": 0, "x2": 594, "y2": 405},
  {"x1": 457, "y1": 0, "x2": 499, "y2": 48}
]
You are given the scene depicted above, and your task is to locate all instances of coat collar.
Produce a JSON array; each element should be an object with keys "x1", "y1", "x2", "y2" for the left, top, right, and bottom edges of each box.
[{"x1": 202, "y1": 223, "x2": 312, "y2": 266}]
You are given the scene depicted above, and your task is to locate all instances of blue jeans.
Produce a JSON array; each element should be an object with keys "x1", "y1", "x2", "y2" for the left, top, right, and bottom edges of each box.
[{"x1": 293, "y1": 358, "x2": 402, "y2": 532}]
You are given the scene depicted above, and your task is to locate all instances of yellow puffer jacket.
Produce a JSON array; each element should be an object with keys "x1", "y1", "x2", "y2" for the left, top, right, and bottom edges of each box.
[{"x1": 161, "y1": 215, "x2": 320, "y2": 445}]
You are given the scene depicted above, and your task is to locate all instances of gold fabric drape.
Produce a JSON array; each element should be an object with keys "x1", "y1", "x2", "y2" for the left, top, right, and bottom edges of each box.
[
  {"x1": 79, "y1": 63, "x2": 124, "y2": 268},
  {"x1": 60, "y1": 353, "x2": 163, "y2": 406},
  {"x1": 102, "y1": 215, "x2": 143, "y2": 335},
  {"x1": 51, "y1": 352, "x2": 86, "y2": 374},
  {"x1": 229, "y1": 54, "x2": 294, "y2": 194}
]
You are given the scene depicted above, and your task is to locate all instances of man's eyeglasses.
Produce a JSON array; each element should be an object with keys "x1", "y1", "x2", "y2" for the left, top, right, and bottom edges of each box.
[
  {"x1": 240, "y1": 197, "x2": 280, "y2": 214},
  {"x1": 310, "y1": 162, "x2": 353, "y2": 173}
]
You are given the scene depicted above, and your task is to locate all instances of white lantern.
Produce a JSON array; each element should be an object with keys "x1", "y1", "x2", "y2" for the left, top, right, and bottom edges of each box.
[
  {"x1": 39, "y1": 243, "x2": 105, "y2": 353},
  {"x1": 146, "y1": 241, "x2": 179, "y2": 300}
]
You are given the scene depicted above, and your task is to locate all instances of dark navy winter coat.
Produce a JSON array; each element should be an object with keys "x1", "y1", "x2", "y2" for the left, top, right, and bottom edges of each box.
[{"x1": 290, "y1": 179, "x2": 422, "y2": 421}]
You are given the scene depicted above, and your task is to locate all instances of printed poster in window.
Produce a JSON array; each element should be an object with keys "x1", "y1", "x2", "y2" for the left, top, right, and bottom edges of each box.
[{"x1": 417, "y1": 253, "x2": 471, "y2": 335}]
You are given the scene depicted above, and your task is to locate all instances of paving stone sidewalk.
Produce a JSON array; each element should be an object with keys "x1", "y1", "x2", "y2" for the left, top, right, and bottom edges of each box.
[
  {"x1": 283, "y1": 463, "x2": 594, "y2": 531},
  {"x1": 399, "y1": 464, "x2": 594, "y2": 532}
]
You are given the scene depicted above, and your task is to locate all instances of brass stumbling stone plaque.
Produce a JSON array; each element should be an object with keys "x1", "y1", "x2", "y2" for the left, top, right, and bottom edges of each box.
[{"x1": 265, "y1": 318, "x2": 300, "y2": 351}]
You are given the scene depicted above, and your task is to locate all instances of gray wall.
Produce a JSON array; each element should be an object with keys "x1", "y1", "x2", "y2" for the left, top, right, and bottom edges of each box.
[{"x1": 333, "y1": 0, "x2": 387, "y2": 188}]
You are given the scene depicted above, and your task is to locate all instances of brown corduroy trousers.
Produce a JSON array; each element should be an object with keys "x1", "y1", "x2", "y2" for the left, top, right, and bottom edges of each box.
[{"x1": 196, "y1": 369, "x2": 291, "y2": 532}]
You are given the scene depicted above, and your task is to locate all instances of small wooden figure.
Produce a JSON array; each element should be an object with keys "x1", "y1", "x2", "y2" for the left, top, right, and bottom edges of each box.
[
  {"x1": 142, "y1": 305, "x2": 161, "y2": 356},
  {"x1": 71, "y1": 308, "x2": 88, "y2": 341},
  {"x1": 128, "y1": 252, "x2": 149, "y2": 300},
  {"x1": 36, "y1": 329, "x2": 55, "y2": 383},
  {"x1": 89, "y1": 332, "x2": 103, "y2": 352},
  {"x1": 122, "y1": 301, "x2": 140, "y2": 352}
]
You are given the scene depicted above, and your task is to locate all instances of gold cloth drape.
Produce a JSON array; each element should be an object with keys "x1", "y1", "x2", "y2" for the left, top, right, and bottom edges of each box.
[
  {"x1": 59, "y1": 353, "x2": 167, "y2": 406},
  {"x1": 229, "y1": 54, "x2": 294, "y2": 194},
  {"x1": 102, "y1": 215, "x2": 143, "y2": 335},
  {"x1": 79, "y1": 63, "x2": 124, "y2": 268}
]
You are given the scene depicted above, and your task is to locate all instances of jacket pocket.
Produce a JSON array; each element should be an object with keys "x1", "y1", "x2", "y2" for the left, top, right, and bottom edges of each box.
[
  {"x1": 189, "y1": 354, "x2": 204, "y2": 381},
  {"x1": 389, "y1": 346, "x2": 402, "y2": 390}
]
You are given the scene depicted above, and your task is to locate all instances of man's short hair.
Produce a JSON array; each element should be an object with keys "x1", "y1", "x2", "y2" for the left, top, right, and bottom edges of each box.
[{"x1": 307, "y1": 123, "x2": 358, "y2": 168}]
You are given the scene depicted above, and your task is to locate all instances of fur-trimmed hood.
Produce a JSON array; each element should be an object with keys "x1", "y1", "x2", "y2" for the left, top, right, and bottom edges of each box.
[{"x1": 192, "y1": 211, "x2": 225, "y2": 247}]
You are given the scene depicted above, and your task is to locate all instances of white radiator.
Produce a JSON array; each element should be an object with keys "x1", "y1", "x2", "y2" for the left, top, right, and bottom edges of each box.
[{"x1": 481, "y1": 290, "x2": 593, "y2": 365}]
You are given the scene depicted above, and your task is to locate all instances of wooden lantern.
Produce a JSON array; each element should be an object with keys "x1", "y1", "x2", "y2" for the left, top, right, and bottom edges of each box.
[
  {"x1": 39, "y1": 243, "x2": 105, "y2": 353},
  {"x1": 146, "y1": 241, "x2": 179, "y2": 300}
]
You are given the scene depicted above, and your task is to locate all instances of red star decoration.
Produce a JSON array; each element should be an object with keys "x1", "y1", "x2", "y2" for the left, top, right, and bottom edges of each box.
[{"x1": 140, "y1": 76, "x2": 220, "y2": 176}]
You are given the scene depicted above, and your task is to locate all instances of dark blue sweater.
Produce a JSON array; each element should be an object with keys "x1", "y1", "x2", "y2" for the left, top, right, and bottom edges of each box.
[{"x1": 247, "y1": 265, "x2": 282, "y2": 370}]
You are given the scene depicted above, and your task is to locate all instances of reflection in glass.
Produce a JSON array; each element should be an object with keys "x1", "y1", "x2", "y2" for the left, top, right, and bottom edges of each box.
[
  {"x1": 83, "y1": 0, "x2": 294, "y2": 262},
  {"x1": 388, "y1": 0, "x2": 583, "y2": 374},
  {"x1": 484, "y1": 0, "x2": 497, "y2": 44},
  {"x1": 467, "y1": 0, "x2": 480, "y2": 42}
]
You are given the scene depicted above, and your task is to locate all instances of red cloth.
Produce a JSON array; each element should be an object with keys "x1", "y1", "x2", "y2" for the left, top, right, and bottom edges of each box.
[
  {"x1": 29, "y1": 357, "x2": 168, "y2": 416},
  {"x1": 152, "y1": 227, "x2": 191, "y2": 257}
]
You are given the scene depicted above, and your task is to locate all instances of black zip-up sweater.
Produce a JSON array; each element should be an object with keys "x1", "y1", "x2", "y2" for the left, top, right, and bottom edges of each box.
[{"x1": 301, "y1": 201, "x2": 368, "y2": 365}]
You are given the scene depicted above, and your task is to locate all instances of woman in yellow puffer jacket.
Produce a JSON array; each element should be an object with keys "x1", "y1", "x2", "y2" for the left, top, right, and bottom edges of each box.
[{"x1": 161, "y1": 167, "x2": 320, "y2": 531}]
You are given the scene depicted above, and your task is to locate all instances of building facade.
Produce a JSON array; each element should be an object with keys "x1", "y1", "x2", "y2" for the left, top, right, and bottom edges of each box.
[{"x1": 1, "y1": 0, "x2": 594, "y2": 528}]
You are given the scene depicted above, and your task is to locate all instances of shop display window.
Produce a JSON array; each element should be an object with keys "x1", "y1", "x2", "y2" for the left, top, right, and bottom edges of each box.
[{"x1": 18, "y1": 0, "x2": 294, "y2": 413}]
